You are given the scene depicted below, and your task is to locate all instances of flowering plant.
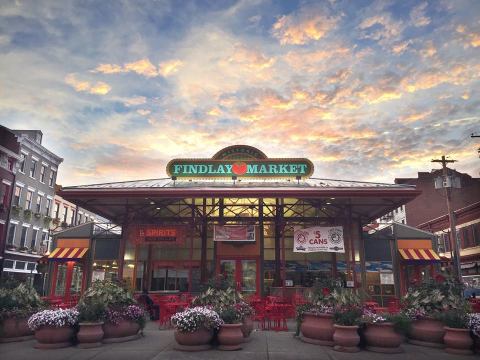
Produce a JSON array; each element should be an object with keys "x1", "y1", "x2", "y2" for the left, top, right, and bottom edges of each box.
[
  {"x1": 106, "y1": 304, "x2": 147, "y2": 328},
  {"x1": 360, "y1": 308, "x2": 387, "y2": 324},
  {"x1": 28, "y1": 308, "x2": 79, "y2": 331},
  {"x1": 171, "y1": 306, "x2": 223, "y2": 333},
  {"x1": 235, "y1": 301, "x2": 254, "y2": 319},
  {"x1": 468, "y1": 313, "x2": 480, "y2": 337}
]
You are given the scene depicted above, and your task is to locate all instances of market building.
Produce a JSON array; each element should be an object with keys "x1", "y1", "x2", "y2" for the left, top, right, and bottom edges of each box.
[{"x1": 47, "y1": 145, "x2": 422, "y2": 300}]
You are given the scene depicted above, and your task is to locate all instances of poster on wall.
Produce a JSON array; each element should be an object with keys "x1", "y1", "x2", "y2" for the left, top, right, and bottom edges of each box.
[
  {"x1": 213, "y1": 225, "x2": 256, "y2": 242},
  {"x1": 293, "y1": 226, "x2": 345, "y2": 253},
  {"x1": 380, "y1": 272, "x2": 395, "y2": 285},
  {"x1": 92, "y1": 270, "x2": 105, "y2": 281}
]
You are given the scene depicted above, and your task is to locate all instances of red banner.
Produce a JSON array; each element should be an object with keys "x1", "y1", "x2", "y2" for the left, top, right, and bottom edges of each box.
[
  {"x1": 213, "y1": 225, "x2": 256, "y2": 242},
  {"x1": 129, "y1": 225, "x2": 186, "y2": 246}
]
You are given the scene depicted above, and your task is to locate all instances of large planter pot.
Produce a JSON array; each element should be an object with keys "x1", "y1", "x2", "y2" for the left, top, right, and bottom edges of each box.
[
  {"x1": 77, "y1": 322, "x2": 104, "y2": 348},
  {"x1": 174, "y1": 327, "x2": 213, "y2": 351},
  {"x1": 103, "y1": 320, "x2": 141, "y2": 343},
  {"x1": 409, "y1": 317, "x2": 445, "y2": 348},
  {"x1": 333, "y1": 324, "x2": 360, "y2": 353},
  {"x1": 364, "y1": 322, "x2": 403, "y2": 353},
  {"x1": 34, "y1": 326, "x2": 74, "y2": 349},
  {"x1": 241, "y1": 317, "x2": 254, "y2": 341},
  {"x1": 0, "y1": 317, "x2": 34, "y2": 342},
  {"x1": 444, "y1": 327, "x2": 473, "y2": 355},
  {"x1": 300, "y1": 312, "x2": 334, "y2": 346},
  {"x1": 217, "y1": 323, "x2": 243, "y2": 351}
]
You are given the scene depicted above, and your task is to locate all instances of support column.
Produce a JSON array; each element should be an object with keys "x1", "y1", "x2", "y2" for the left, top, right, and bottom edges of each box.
[
  {"x1": 259, "y1": 198, "x2": 265, "y2": 296},
  {"x1": 200, "y1": 198, "x2": 208, "y2": 282},
  {"x1": 274, "y1": 198, "x2": 281, "y2": 286},
  {"x1": 358, "y1": 220, "x2": 367, "y2": 294},
  {"x1": 391, "y1": 223, "x2": 402, "y2": 298},
  {"x1": 118, "y1": 222, "x2": 128, "y2": 281}
]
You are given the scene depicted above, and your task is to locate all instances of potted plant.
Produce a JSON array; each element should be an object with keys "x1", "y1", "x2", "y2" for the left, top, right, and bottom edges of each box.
[
  {"x1": 468, "y1": 313, "x2": 480, "y2": 353},
  {"x1": 298, "y1": 278, "x2": 341, "y2": 346},
  {"x1": 217, "y1": 306, "x2": 244, "y2": 351},
  {"x1": 361, "y1": 309, "x2": 406, "y2": 353},
  {"x1": 442, "y1": 306, "x2": 474, "y2": 355},
  {"x1": 28, "y1": 308, "x2": 78, "y2": 349},
  {"x1": 403, "y1": 276, "x2": 463, "y2": 348},
  {"x1": 34, "y1": 212, "x2": 42, "y2": 219},
  {"x1": 332, "y1": 289, "x2": 363, "y2": 353},
  {"x1": 103, "y1": 304, "x2": 145, "y2": 342},
  {"x1": 43, "y1": 216, "x2": 52, "y2": 227},
  {"x1": 11, "y1": 205, "x2": 22, "y2": 217},
  {"x1": 52, "y1": 217, "x2": 60, "y2": 226},
  {"x1": 19, "y1": 246, "x2": 29, "y2": 253},
  {"x1": 236, "y1": 301, "x2": 254, "y2": 340},
  {"x1": 76, "y1": 298, "x2": 106, "y2": 348},
  {"x1": 23, "y1": 209, "x2": 32, "y2": 221},
  {"x1": 5, "y1": 244, "x2": 17, "y2": 251},
  {"x1": 79, "y1": 280, "x2": 144, "y2": 343},
  {"x1": 0, "y1": 284, "x2": 44, "y2": 342},
  {"x1": 61, "y1": 221, "x2": 68, "y2": 228},
  {"x1": 171, "y1": 306, "x2": 223, "y2": 351}
]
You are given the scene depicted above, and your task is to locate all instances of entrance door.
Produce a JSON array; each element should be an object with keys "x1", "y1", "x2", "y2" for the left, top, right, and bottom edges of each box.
[{"x1": 219, "y1": 258, "x2": 258, "y2": 295}]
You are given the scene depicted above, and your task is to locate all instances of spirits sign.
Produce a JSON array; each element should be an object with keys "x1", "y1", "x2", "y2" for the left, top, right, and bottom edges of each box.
[{"x1": 166, "y1": 159, "x2": 314, "y2": 179}]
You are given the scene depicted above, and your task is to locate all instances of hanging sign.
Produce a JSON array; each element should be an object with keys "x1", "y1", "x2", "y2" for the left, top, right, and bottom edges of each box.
[
  {"x1": 129, "y1": 224, "x2": 186, "y2": 246},
  {"x1": 214, "y1": 225, "x2": 256, "y2": 242},
  {"x1": 293, "y1": 226, "x2": 345, "y2": 253}
]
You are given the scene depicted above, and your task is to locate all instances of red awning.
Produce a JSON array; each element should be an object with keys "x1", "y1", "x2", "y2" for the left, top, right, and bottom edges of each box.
[
  {"x1": 48, "y1": 247, "x2": 88, "y2": 260},
  {"x1": 398, "y1": 248, "x2": 441, "y2": 261}
]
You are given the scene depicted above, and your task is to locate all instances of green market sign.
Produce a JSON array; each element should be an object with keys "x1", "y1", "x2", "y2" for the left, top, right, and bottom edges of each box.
[
  {"x1": 167, "y1": 145, "x2": 314, "y2": 179},
  {"x1": 167, "y1": 160, "x2": 313, "y2": 178}
]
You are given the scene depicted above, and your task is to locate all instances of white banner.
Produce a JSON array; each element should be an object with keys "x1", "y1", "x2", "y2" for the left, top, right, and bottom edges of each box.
[{"x1": 293, "y1": 226, "x2": 345, "y2": 253}]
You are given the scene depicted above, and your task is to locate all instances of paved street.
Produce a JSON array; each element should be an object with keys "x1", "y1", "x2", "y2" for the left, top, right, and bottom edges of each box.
[{"x1": 0, "y1": 321, "x2": 474, "y2": 360}]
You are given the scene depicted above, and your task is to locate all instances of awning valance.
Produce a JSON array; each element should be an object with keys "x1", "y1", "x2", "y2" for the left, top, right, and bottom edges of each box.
[
  {"x1": 48, "y1": 247, "x2": 88, "y2": 260},
  {"x1": 399, "y1": 248, "x2": 441, "y2": 261}
]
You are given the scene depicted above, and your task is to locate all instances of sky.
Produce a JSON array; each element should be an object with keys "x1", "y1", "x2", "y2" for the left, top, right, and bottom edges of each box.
[{"x1": 0, "y1": 0, "x2": 479, "y2": 186}]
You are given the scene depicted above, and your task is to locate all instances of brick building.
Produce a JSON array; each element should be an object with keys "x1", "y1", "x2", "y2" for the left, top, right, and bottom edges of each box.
[{"x1": 0, "y1": 126, "x2": 21, "y2": 274}]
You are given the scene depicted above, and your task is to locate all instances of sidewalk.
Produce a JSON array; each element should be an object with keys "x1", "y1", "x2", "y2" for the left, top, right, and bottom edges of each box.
[{"x1": 0, "y1": 321, "x2": 474, "y2": 360}]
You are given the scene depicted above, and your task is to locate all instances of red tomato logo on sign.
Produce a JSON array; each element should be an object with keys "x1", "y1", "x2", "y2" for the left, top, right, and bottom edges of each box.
[{"x1": 232, "y1": 162, "x2": 247, "y2": 175}]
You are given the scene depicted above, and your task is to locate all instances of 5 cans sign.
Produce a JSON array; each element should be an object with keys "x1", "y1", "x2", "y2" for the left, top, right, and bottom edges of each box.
[{"x1": 293, "y1": 226, "x2": 345, "y2": 253}]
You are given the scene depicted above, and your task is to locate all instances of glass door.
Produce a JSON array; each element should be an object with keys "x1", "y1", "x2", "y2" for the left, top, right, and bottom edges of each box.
[{"x1": 218, "y1": 258, "x2": 258, "y2": 295}]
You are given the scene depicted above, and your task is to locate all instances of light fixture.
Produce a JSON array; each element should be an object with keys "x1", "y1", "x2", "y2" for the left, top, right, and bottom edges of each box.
[
  {"x1": 330, "y1": 197, "x2": 335, "y2": 200},
  {"x1": 127, "y1": 264, "x2": 135, "y2": 268},
  {"x1": 93, "y1": 262, "x2": 97, "y2": 266},
  {"x1": 156, "y1": 207, "x2": 161, "y2": 210},
  {"x1": 326, "y1": 202, "x2": 331, "y2": 205},
  {"x1": 149, "y1": 201, "x2": 155, "y2": 205}
]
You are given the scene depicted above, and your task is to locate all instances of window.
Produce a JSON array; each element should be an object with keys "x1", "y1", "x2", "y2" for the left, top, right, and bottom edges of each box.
[
  {"x1": 45, "y1": 198, "x2": 52, "y2": 216},
  {"x1": 78, "y1": 214, "x2": 83, "y2": 225},
  {"x1": 19, "y1": 153, "x2": 26, "y2": 173},
  {"x1": 70, "y1": 209, "x2": 75, "y2": 225},
  {"x1": 40, "y1": 165, "x2": 47, "y2": 183},
  {"x1": 13, "y1": 185, "x2": 22, "y2": 206},
  {"x1": 27, "y1": 263, "x2": 36, "y2": 271},
  {"x1": 41, "y1": 231, "x2": 48, "y2": 245},
  {"x1": 54, "y1": 202, "x2": 60, "y2": 218},
  {"x1": 7, "y1": 223, "x2": 16, "y2": 244},
  {"x1": 63, "y1": 206, "x2": 68, "y2": 222},
  {"x1": 150, "y1": 268, "x2": 188, "y2": 292},
  {"x1": 474, "y1": 223, "x2": 480, "y2": 246},
  {"x1": 31, "y1": 229, "x2": 38, "y2": 248},
  {"x1": 15, "y1": 261, "x2": 26, "y2": 270},
  {"x1": 1, "y1": 182, "x2": 10, "y2": 207},
  {"x1": 25, "y1": 190, "x2": 33, "y2": 210},
  {"x1": 49, "y1": 170, "x2": 56, "y2": 187},
  {"x1": 20, "y1": 226, "x2": 28, "y2": 248},
  {"x1": 36, "y1": 195, "x2": 42, "y2": 213},
  {"x1": 30, "y1": 159, "x2": 37, "y2": 178},
  {"x1": 4, "y1": 259, "x2": 14, "y2": 269}
]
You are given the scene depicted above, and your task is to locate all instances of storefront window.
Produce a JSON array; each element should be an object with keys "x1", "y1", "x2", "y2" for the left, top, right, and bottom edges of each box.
[
  {"x1": 70, "y1": 265, "x2": 83, "y2": 295},
  {"x1": 55, "y1": 264, "x2": 67, "y2": 296},
  {"x1": 92, "y1": 260, "x2": 118, "y2": 282},
  {"x1": 150, "y1": 268, "x2": 189, "y2": 292}
]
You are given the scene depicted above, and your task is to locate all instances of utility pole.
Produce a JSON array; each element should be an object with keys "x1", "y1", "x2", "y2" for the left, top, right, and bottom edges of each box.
[{"x1": 432, "y1": 156, "x2": 462, "y2": 282}]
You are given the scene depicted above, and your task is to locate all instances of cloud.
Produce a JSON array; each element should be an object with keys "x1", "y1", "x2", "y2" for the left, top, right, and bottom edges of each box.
[
  {"x1": 400, "y1": 110, "x2": 432, "y2": 123},
  {"x1": 158, "y1": 60, "x2": 184, "y2": 77},
  {"x1": 64, "y1": 74, "x2": 111, "y2": 95},
  {"x1": 272, "y1": 7, "x2": 339, "y2": 45},
  {"x1": 410, "y1": 2, "x2": 431, "y2": 27},
  {"x1": 123, "y1": 96, "x2": 147, "y2": 106},
  {"x1": 358, "y1": 13, "x2": 403, "y2": 45},
  {"x1": 93, "y1": 58, "x2": 184, "y2": 78},
  {"x1": 392, "y1": 40, "x2": 410, "y2": 54}
]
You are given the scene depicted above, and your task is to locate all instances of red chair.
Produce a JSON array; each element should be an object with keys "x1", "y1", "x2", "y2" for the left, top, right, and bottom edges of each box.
[
  {"x1": 252, "y1": 301, "x2": 267, "y2": 330},
  {"x1": 387, "y1": 298, "x2": 401, "y2": 314},
  {"x1": 266, "y1": 304, "x2": 288, "y2": 331}
]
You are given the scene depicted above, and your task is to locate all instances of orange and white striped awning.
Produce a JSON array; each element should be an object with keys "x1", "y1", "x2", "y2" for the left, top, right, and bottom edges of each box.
[
  {"x1": 398, "y1": 248, "x2": 441, "y2": 261},
  {"x1": 48, "y1": 247, "x2": 88, "y2": 260}
]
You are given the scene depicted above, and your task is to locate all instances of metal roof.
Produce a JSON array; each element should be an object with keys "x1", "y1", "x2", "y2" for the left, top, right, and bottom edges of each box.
[{"x1": 63, "y1": 177, "x2": 414, "y2": 190}]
